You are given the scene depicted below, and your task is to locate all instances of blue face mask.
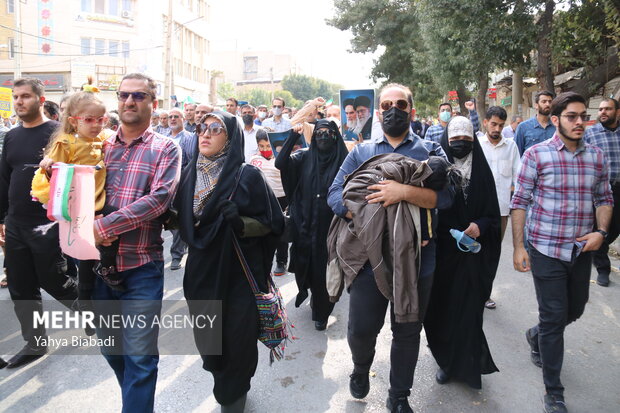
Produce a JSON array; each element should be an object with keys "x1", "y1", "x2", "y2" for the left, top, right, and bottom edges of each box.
[
  {"x1": 440, "y1": 111, "x2": 452, "y2": 123},
  {"x1": 450, "y1": 229, "x2": 481, "y2": 253}
]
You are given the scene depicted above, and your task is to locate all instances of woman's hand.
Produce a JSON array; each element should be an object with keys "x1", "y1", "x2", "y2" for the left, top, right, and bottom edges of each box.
[
  {"x1": 463, "y1": 222, "x2": 480, "y2": 238},
  {"x1": 217, "y1": 199, "x2": 244, "y2": 235}
]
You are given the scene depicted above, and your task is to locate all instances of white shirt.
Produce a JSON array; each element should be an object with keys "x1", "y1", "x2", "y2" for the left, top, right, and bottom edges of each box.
[
  {"x1": 242, "y1": 124, "x2": 261, "y2": 162},
  {"x1": 502, "y1": 125, "x2": 516, "y2": 139},
  {"x1": 479, "y1": 134, "x2": 521, "y2": 216},
  {"x1": 249, "y1": 154, "x2": 285, "y2": 198}
]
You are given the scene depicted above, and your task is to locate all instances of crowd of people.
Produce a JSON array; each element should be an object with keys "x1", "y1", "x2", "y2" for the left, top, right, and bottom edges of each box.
[{"x1": 0, "y1": 74, "x2": 618, "y2": 413}]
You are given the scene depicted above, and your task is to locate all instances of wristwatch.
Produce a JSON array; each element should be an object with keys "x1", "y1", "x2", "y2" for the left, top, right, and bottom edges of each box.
[{"x1": 596, "y1": 229, "x2": 608, "y2": 238}]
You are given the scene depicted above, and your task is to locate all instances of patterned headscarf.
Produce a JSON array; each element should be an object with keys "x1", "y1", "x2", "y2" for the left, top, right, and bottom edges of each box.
[{"x1": 193, "y1": 114, "x2": 231, "y2": 217}]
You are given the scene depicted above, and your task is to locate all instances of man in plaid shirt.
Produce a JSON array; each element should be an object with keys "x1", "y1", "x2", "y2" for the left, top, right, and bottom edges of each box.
[
  {"x1": 584, "y1": 97, "x2": 620, "y2": 286},
  {"x1": 92, "y1": 73, "x2": 181, "y2": 413},
  {"x1": 510, "y1": 92, "x2": 613, "y2": 413}
]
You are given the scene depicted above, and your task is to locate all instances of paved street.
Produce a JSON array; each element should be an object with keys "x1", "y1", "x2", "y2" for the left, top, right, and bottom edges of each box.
[{"x1": 1, "y1": 226, "x2": 619, "y2": 413}]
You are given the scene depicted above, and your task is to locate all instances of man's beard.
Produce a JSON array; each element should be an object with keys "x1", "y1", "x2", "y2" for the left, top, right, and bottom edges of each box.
[
  {"x1": 558, "y1": 121, "x2": 583, "y2": 142},
  {"x1": 538, "y1": 107, "x2": 551, "y2": 116},
  {"x1": 17, "y1": 104, "x2": 41, "y2": 123},
  {"x1": 346, "y1": 119, "x2": 357, "y2": 131},
  {"x1": 599, "y1": 115, "x2": 617, "y2": 129},
  {"x1": 488, "y1": 132, "x2": 501, "y2": 141},
  {"x1": 352, "y1": 115, "x2": 369, "y2": 135}
]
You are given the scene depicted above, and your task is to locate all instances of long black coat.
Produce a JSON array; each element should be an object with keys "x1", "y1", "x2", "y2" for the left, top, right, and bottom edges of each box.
[
  {"x1": 424, "y1": 121, "x2": 502, "y2": 389},
  {"x1": 174, "y1": 111, "x2": 284, "y2": 405},
  {"x1": 275, "y1": 120, "x2": 348, "y2": 316}
]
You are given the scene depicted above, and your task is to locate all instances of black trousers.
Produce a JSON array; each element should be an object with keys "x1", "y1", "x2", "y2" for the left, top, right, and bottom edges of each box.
[
  {"x1": 276, "y1": 197, "x2": 289, "y2": 265},
  {"x1": 592, "y1": 183, "x2": 620, "y2": 277},
  {"x1": 348, "y1": 261, "x2": 434, "y2": 399},
  {"x1": 4, "y1": 217, "x2": 77, "y2": 345},
  {"x1": 529, "y1": 244, "x2": 591, "y2": 396}
]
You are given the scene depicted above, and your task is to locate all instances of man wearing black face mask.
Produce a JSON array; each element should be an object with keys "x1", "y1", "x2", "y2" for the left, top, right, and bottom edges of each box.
[
  {"x1": 328, "y1": 83, "x2": 454, "y2": 413},
  {"x1": 275, "y1": 120, "x2": 348, "y2": 332},
  {"x1": 240, "y1": 104, "x2": 261, "y2": 161}
]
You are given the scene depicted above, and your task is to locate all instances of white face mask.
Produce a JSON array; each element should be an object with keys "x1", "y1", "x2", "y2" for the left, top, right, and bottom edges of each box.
[
  {"x1": 273, "y1": 107, "x2": 283, "y2": 116},
  {"x1": 258, "y1": 111, "x2": 267, "y2": 119},
  {"x1": 282, "y1": 113, "x2": 290, "y2": 120}
]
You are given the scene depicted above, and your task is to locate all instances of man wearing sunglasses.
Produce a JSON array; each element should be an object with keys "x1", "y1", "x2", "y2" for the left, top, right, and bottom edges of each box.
[
  {"x1": 584, "y1": 98, "x2": 620, "y2": 287},
  {"x1": 94, "y1": 73, "x2": 181, "y2": 413},
  {"x1": 511, "y1": 92, "x2": 612, "y2": 413},
  {"x1": 328, "y1": 83, "x2": 453, "y2": 413}
]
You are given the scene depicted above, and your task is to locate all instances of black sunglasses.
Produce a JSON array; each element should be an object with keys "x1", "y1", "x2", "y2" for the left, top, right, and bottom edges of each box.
[
  {"x1": 316, "y1": 129, "x2": 336, "y2": 140},
  {"x1": 116, "y1": 91, "x2": 154, "y2": 102}
]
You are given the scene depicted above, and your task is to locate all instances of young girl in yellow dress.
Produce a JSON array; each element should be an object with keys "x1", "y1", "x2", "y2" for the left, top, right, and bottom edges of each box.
[{"x1": 31, "y1": 88, "x2": 121, "y2": 319}]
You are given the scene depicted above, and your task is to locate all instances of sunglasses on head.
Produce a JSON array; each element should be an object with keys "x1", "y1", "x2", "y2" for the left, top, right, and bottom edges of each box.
[
  {"x1": 116, "y1": 91, "x2": 153, "y2": 102},
  {"x1": 380, "y1": 99, "x2": 409, "y2": 112},
  {"x1": 71, "y1": 115, "x2": 108, "y2": 125},
  {"x1": 197, "y1": 121, "x2": 225, "y2": 136}
]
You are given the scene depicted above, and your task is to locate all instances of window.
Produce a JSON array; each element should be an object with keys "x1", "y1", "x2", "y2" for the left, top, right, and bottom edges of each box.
[
  {"x1": 81, "y1": 37, "x2": 91, "y2": 55},
  {"x1": 122, "y1": 41, "x2": 129, "y2": 58},
  {"x1": 8, "y1": 38, "x2": 14, "y2": 59},
  {"x1": 80, "y1": 0, "x2": 90, "y2": 12},
  {"x1": 109, "y1": 40, "x2": 119, "y2": 57},
  {"x1": 244, "y1": 56, "x2": 258, "y2": 74},
  {"x1": 94, "y1": 0, "x2": 105, "y2": 14},
  {"x1": 122, "y1": 0, "x2": 131, "y2": 12},
  {"x1": 108, "y1": 0, "x2": 119, "y2": 16},
  {"x1": 95, "y1": 38, "x2": 105, "y2": 55},
  {"x1": 7, "y1": 0, "x2": 14, "y2": 14}
]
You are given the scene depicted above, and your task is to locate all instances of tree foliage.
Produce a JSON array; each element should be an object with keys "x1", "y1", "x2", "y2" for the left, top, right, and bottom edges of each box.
[
  {"x1": 329, "y1": 0, "x2": 619, "y2": 110},
  {"x1": 281, "y1": 74, "x2": 343, "y2": 103}
]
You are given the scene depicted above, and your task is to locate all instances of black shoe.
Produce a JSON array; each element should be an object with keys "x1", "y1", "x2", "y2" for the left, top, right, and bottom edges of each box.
[
  {"x1": 386, "y1": 396, "x2": 413, "y2": 413},
  {"x1": 0, "y1": 356, "x2": 7, "y2": 369},
  {"x1": 597, "y1": 273, "x2": 610, "y2": 287},
  {"x1": 543, "y1": 394, "x2": 567, "y2": 413},
  {"x1": 7, "y1": 344, "x2": 47, "y2": 369},
  {"x1": 435, "y1": 368, "x2": 450, "y2": 384},
  {"x1": 170, "y1": 259, "x2": 182, "y2": 271},
  {"x1": 349, "y1": 371, "x2": 370, "y2": 399},
  {"x1": 273, "y1": 263, "x2": 287, "y2": 276},
  {"x1": 314, "y1": 320, "x2": 327, "y2": 331},
  {"x1": 526, "y1": 328, "x2": 542, "y2": 368}
]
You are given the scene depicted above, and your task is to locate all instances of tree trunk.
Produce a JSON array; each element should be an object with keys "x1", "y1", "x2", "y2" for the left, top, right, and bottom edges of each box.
[
  {"x1": 456, "y1": 84, "x2": 470, "y2": 114},
  {"x1": 477, "y1": 73, "x2": 489, "y2": 118},
  {"x1": 536, "y1": 0, "x2": 555, "y2": 92},
  {"x1": 512, "y1": 71, "x2": 523, "y2": 117},
  {"x1": 571, "y1": 48, "x2": 619, "y2": 101}
]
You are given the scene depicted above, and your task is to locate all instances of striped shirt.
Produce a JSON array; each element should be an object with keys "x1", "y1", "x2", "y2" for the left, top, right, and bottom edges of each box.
[
  {"x1": 584, "y1": 123, "x2": 620, "y2": 182},
  {"x1": 510, "y1": 135, "x2": 613, "y2": 262},
  {"x1": 95, "y1": 127, "x2": 181, "y2": 271},
  {"x1": 425, "y1": 109, "x2": 481, "y2": 143}
]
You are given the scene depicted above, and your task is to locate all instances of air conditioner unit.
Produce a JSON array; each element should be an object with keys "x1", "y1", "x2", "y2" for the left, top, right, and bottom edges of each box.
[{"x1": 121, "y1": 10, "x2": 133, "y2": 19}]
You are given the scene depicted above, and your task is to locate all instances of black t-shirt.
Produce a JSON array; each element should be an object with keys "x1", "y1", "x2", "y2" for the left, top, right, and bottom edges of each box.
[{"x1": 0, "y1": 121, "x2": 58, "y2": 225}]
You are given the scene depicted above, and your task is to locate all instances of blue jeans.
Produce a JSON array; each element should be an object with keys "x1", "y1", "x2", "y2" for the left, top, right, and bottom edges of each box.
[{"x1": 92, "y1": 261, "x2": 164, "y2": 413}]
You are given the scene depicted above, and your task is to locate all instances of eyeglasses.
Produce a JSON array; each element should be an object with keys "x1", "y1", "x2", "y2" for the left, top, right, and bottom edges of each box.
[
  {"x1": 315, "y1": 129, "x2": 335, "y2": 140},
  {"x1": 197, "y1": 122, "x2": 225, "y2": 136},
  {"x1": 380, "y1": 99, "x2": 409, "y2": 112},
  {"x1": 272, "y1": 105, "x2": 283, "y2": 108},
  {"x1": 71, "y1": 116, "x2": 108, "y2": 125},
  {"x1": 116, "y1": 91, "x2": 153, "y2": 102},
  {"x1": 169, "y1": 115, "x2": 181, "y2": 119},
  {"x1": 560, "y1": 113, "x2": 590, "y2": 122}
]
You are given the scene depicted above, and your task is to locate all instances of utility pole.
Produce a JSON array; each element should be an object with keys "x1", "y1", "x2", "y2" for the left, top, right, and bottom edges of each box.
[
  {"x1": 163, "y1": 0, "x2": 173, "y2": 108},
  {"x1": 270, "y1": 67, "x2": 274, "y2": 101},
  {"x1": 14, "y1": 0, "x2": 23, "y2": 79}
]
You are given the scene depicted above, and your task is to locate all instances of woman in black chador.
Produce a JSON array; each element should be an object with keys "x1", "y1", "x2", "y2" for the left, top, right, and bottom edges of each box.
[
  {"x1": 174, "y1": 111, "x2": 284, "y2": 412},
  {"x1": 275, "y1": 119, "x2": 348, "y2": 331},
  {"x1": 424, "y1": 116, "x2": 501, "y2": 389}
]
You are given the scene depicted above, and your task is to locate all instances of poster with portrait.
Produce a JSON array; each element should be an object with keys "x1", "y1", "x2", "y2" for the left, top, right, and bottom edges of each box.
[
  {"x1": 339, "y1": 89, "x2": 375, "y2": 147},
  {"x1": 267, "y1": 130, "x2": 307, "y2": 157}
]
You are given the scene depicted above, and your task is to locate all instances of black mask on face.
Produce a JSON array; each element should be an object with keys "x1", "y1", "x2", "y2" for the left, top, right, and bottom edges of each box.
[
  {"x1": 242, "y1": 114, "x2": 254, "y2": 125},
  {"x1": 449, "y1": 140, "x2": 473, "y2": 159},
  {"x1": 381, "y1": 106, "x2": 410, "y2": 137},
  {"x1": 315, "y1": 129, "x2": 336, "y2": 152}
]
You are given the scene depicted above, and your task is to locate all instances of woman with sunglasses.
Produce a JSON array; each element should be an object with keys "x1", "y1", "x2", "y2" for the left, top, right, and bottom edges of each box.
[
  {"x1": 424, "y1": 116, "x2": 501, "y2": 390},
  {"x1": 275, "y1": 119, "x2": 348, "y2": 331},
  {"x1": 173, "y1": 111, "x2": 284, "y2": 412}
]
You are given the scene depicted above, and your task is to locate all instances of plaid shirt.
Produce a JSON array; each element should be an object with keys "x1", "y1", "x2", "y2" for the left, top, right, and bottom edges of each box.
[
  {"x1": 424, "y1": 109, "x2": 480, "y2": 143},
  {"x1": 95, "y1": 127, "x2": 181, "y2": 271},
  {"x1": 584, "y1": 123, "x2": 620, "y2": 182},
  {"x1": 510, "y1": 135, "x2": 613, "y2": 262}
]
